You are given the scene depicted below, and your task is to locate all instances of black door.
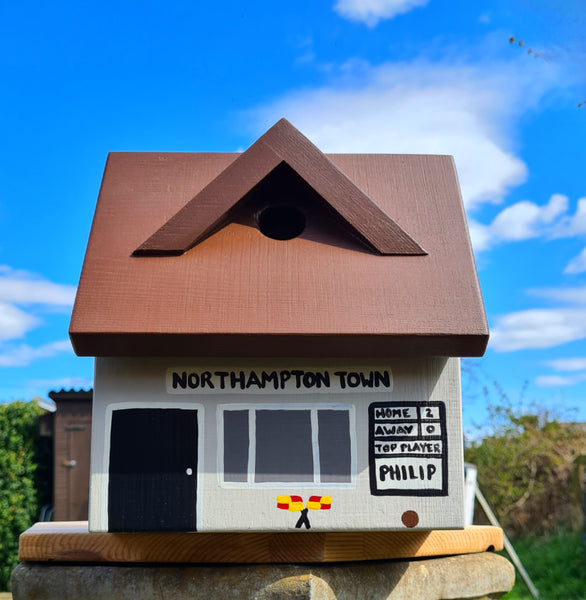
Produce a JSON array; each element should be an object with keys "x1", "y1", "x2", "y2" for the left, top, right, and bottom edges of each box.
[{"x1": 108, "y1": 408, "x2": 198, "y2": 532}]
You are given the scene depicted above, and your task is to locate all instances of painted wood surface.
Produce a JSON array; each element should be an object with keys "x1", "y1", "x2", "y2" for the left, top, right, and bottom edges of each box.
[
  {"x1": 69, "y1": 128, "x2": 488, "y2": 358},
  {"x1": 108, "y1": 408, "x2": 198, "y2": 532},
  {"x1": 89, "y1": 357, "x2": 465, "y2": 533},
  {"x1": 134, "y1": 120, "x2": 425, "y2": 257},
  {"x1": 19, "y1": 522, "x2": 503, "y2": 563}
]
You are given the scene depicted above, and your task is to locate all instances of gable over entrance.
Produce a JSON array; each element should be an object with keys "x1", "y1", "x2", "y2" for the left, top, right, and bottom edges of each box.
[
  {"x1": 70, "y1": 120, "x2": 488, "y2": 358},
  {"x1": 133, "y1": 119, "x2": 426, "y2": 257}
]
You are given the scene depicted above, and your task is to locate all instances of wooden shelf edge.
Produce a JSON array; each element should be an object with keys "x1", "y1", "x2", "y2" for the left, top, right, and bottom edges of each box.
[{"x1": 20, "y1": 524, "x2": 503, "y2": 564}]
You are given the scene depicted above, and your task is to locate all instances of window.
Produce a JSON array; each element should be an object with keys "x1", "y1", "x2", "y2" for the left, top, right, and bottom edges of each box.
[{"x1": 219, "y1": 405, "x2": 355, "y2": 487}]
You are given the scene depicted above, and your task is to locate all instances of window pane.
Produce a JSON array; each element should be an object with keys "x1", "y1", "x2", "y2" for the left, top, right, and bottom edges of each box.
[
  {"x1": 255, "y1": 410, "x2": 313, "y2": 483},
  {"x1": 318, "y1": 410, "x2": 352, "y2": 483},
  {"x1": 223, "y1": 410, "x2": 249, "y2": 482}
]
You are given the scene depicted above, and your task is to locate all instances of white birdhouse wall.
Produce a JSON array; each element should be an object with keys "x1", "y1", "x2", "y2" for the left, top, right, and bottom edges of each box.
[{"x1": 89, "y1": 357, "x2": 464, "y2": 532}]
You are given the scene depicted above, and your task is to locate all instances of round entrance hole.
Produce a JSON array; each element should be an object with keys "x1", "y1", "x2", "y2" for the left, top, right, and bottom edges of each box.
[{"x1": 257, "y1": 205, "x2": 306, "y2": 241}]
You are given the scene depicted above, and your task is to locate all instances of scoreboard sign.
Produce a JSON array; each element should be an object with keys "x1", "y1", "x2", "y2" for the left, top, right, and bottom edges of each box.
[{"x1": 369, "y1": 401, "x2": 448, "y2": 496}]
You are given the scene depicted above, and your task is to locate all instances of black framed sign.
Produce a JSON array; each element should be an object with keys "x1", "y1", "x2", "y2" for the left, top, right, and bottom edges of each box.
[{"x1": 369, "y1": 401, "x2": 448, "y2": 497}]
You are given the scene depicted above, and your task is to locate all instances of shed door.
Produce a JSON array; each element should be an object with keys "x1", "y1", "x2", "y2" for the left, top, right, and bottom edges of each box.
[
  {"x1": 65, "y1": 423, "x2": 91, "y2": 520},
  {"x1": 108, "y1": 408, "x2": 198, "y2": 532}
]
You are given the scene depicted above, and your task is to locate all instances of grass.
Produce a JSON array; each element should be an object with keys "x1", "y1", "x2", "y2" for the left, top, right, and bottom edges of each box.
[{"x1": 503, "y1": 529, "x2": 586, "y2": 600}]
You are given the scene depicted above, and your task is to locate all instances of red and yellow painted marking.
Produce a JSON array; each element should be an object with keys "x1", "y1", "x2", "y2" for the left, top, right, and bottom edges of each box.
[
  {"x1": 307, "y1": 495, "x2": 332, "y2": 510},
  {"x1": 277, "y1": 495, "x2": 304, "y2": 511},
  {"x1": 277, "y1": 495, "x2": 332, "y2": 511}
]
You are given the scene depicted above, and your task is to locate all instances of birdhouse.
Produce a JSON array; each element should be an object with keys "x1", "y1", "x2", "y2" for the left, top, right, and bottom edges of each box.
[{"x1": 70, "y1": 119, "x2": 487, "y2": 533}]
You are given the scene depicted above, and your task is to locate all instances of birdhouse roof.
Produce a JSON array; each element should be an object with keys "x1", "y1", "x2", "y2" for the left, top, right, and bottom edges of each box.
[{"x1": 70, "y1": 119, "x2": 488, "y2": 358}]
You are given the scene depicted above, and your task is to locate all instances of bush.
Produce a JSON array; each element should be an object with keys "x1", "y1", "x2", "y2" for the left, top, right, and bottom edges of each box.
[
  {"x1": 465, "y1": 396, "x2": 586, "y2": 538},
  {"x1": 0, "y1": 400, "x2": 44, "y2": 590}
]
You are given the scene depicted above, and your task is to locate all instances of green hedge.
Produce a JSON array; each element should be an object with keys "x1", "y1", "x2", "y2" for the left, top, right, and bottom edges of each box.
[
  {"x1": 0, "y1": 401, "x2": 45, "y2": 591},
  {"x1": 466, "y1": 404, "x2": 586, "y2": 538}
]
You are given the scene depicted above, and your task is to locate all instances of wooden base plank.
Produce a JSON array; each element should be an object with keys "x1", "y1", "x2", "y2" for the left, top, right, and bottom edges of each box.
[{"x1": 20, "y1": 523, "x2": 502, "y2": 564}]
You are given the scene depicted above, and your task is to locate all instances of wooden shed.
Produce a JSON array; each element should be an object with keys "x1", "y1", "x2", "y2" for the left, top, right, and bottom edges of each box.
[
  {"x1": 70, "y1": 119, "x2": 487, "y2": 533},
  {"x1": 48, "y1": 389, "x2": 93, "y2": 521}
]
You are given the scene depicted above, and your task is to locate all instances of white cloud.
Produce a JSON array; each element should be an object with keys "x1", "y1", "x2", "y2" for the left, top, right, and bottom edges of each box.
[
  {"x1": 467, "y1": 219, "x2": 492, "y2": 253},
  {"x1": 0, "y1": 266, "x2": 76, "y2": 305},
  {"x1": 477, "y1": 194, "x2": 570, "y2": 250},
  {"x1": 0, "y1": 302, "x2": 39, "y2": 341},
  {"x1": 0, "y1": 267, "x2": 77, "y2": 368},
  {"x1": 546, "y1": 357, "x2": 586, "y2": 371},
  {"x1": 536, "y1": 373, "x2": 586, "y2": 387},
  {"x1": 490, "y1": 201, "x2": 544, "y2": 241},
  {"x1": 564, "y1": 247, "x2": 586, "y2": 274},
  {"x1": 334, "y1": 0, "x2": 430, "y2": 26},
  {"x1": 541, "y1": 194, "x2": 570, "y2": 224},
  {"x1": 536, "y1": 356, "x2": 586, "y2": 388},
  {"x1": 248, "y1": 56, "x2": 562, "y2": 210},
  {"x1": 538, "y1": 356, "x2": 586, "y2": 388},
  {"x1": 0, "y1": 266, "x2": 76, "y2": 344},
  {"x1": 529, "y1": 286, "x2": 586, "y2": 305},
  {"x1": 0, "y1": 340, "x2": 73, "y2": 367},
  {"x1": 490, "y1": 308, "x2": 586, "y2": 351},
  {"x1": 472, "y1": 194, "x2": 586, "y2": 254},
  {"x1": 491, "y1": 194, "x2": 569, "y2": 241},
  {"x1": 492, "y1": 286, "x2": 586, "y2": 352},
  {"x1": 550, "y1": 197, "x2": 586, "y2": 237}
]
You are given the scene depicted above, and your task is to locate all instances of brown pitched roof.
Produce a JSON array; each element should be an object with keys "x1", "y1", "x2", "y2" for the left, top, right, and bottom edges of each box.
[{"x1": 70, "y1": 120, "x2": 488, "y2": 358}]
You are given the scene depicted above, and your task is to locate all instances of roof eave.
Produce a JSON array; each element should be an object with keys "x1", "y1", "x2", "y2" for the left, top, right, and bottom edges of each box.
[{"x1": 69, "y1": 331, "x2": 489, "y2": 359}]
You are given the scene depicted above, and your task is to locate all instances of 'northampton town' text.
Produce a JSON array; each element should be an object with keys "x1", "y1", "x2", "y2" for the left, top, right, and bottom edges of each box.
[{"x1": 170, "y1": 368, "x2": 391, "y2": 391}]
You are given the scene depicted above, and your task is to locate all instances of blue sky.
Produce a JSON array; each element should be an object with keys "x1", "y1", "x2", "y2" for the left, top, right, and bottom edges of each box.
[{"x1": 1, "y1": 0, "x2": 585, "y2": 431}]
